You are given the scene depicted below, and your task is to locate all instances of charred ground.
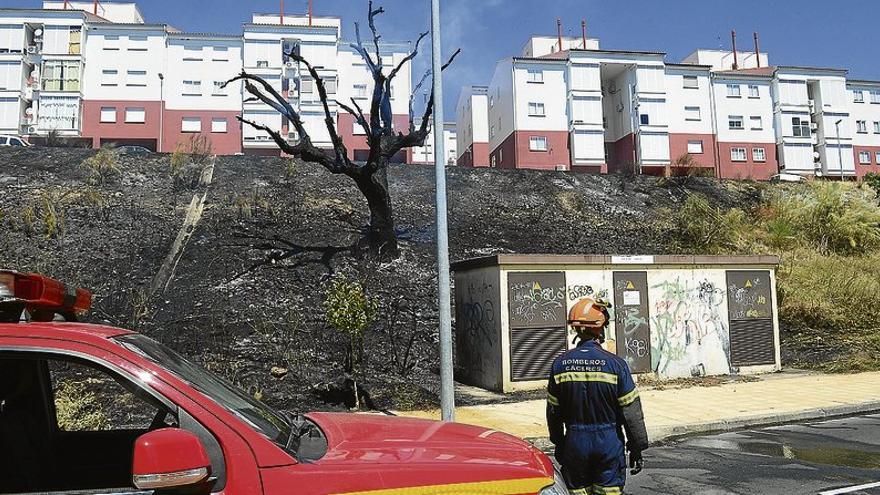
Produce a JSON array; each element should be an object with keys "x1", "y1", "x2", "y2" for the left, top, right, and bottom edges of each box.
[{"x1": 0, "y1": 147, "x2": 765, "y2": 412}]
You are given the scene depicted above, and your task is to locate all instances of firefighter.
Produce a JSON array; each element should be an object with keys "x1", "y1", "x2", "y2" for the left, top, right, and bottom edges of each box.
[{"x1": 547, "y1": 298, "x2": 649, "y2": 495}]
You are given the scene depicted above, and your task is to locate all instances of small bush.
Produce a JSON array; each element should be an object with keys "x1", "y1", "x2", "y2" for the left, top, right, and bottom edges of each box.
[
  {"x1": 864, "y1": 173, "x2": 880, "y2": 198},
  {"x1": 54, "y1": 379, "x2": 111, "y2": 431},
  {"x1": 170, "y1": 135, "x2": 213, "y2": 189},
  {"x1": 80, "y1": 146, "x2": 121, "y2": 185},
  {"x1": 672, "y1": 193, "x2": 750, "y2": 253}
]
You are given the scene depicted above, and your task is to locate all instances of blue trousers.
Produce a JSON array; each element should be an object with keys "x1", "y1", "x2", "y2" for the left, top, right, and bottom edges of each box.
[{"x1": 561, "y1": 424, "x2": 627, "y2": 495}]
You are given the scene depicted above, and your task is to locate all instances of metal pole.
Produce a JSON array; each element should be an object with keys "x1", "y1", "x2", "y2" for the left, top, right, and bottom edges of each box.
[
  {"x1": 836, "y1": 120, "x2": 843, "y2": 180},
  {"x1": 431, "y1": 0, "x2": 454, "y2": 422},
  {"x1": 158, "y1": 73, "x2": 164, "y2": 152}
]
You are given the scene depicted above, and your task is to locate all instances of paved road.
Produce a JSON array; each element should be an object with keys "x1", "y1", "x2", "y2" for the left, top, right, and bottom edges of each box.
[
  {"x1": 544, "y1": 414, "x2": 880, "y2": 495},
  {"x1": 622, "y1": 414, "x2": 880, "y2": 494}
]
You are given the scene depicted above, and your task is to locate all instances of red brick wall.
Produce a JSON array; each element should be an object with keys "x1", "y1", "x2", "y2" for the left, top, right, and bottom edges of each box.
[
  {"x1": 82, "y1": 100, "x2": 161, "y2": 150},
  {"x1": 669, "y1": 133, "x2": 717, "y2": 170},
  {"x1": 607, "y1": 134, "x2": 636, "y2": 174},
  {"x1": 491, "y1": 131, "x2": 570, "y2": 170},
  {"x1": 854, "y1": 146, "x2": 880, "y2": 178},
  {"x1": 718, "y1": 142, "x2": 778, "y2": 180},
  {"x1": 161, "y1": 110, "x2": 242, "y2": 155},
  {"x1": 458, "y1": 142, "x2": 490, "y2": 167}
]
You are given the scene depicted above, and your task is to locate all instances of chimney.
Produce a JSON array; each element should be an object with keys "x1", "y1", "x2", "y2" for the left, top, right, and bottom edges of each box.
[
  {"x1": 581, "y1": 20, "x2": 587, "y2": 49},
  {"x1": 280, "y1": 0, "x2": 284, "y2": 24},
  {"x1": 754, "y1": 32, "x2": 761, "y2": 68},
  {"x1": 93, "y1": 0, "x2": 99, "y2": 16},
  {"x1": 308, "y1": 0, "x2": 313, "y2": 26},
  {"x1": 63, "y1": 0, "x2": 69, "y2": 9},
  {"x1": 731, "y1": 30, "x2": 739, "y2": 70},
  {"x1": 557, "y1": 18, "x2": 563, "y2": 52}
]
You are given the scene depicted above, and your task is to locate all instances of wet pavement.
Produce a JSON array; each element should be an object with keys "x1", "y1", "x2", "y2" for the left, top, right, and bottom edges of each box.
[{"x1": 611, "y1": 414, "x2": 880, "y2": 494}]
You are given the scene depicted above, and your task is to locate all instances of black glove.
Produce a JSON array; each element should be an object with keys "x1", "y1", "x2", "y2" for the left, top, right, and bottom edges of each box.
[
  {"x1": 554, "y1": 444, "x2": 565, "y2": 463},
  {"x1": 629, "y1": 449, "x2": 644, "y2": 475}
]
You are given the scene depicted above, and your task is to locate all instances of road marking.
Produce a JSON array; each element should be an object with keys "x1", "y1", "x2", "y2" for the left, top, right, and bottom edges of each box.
[{"x1": 820, "y1": 481, "x2": 880, "y2": 495}]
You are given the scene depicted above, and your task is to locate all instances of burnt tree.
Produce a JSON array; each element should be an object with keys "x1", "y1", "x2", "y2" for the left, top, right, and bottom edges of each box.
[{"x1": 225, "y1": 2, "x2": 459, "y2": 259}]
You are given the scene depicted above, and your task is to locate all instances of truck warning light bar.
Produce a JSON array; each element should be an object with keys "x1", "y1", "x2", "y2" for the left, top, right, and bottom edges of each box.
[{"x1": 0, "y1": 270, "x2": 92, "y2": 323}]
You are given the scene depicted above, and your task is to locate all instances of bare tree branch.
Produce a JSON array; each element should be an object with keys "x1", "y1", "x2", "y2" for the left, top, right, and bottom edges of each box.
[
  {"x1": 337, "y1": 98, "x2": 371, "y2": 137},
  {"x1": 367, "y1": 0, "x2": 385, "y2": 68},
  {"x1": 395, "y1": 48, "x2": 462, "y2": 151},
  {"x1": 350, "y1": 23, "x2": 377, "y2": 73},
  {"x1": 409, "y1": 69, "x2": 431, "y2": 132},
  {"x1": 224, "y1": 72, "x2": 307, "y2": 140},
  {"x1": 388, "y1": 31, "x2": 428, "y2": 84},
  {"x1": 287, "y1": 50, "x2": 352, "y2": 172}
]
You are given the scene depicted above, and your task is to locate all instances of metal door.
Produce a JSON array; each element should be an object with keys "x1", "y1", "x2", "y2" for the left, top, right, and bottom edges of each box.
[
  {"x1": 612, "y1": 272, "x2": 652, "y2": 373},
  {"x1": 726, "y1": 271, "x2": 776, "y2": 366},
  {"x1": 507, "y1": 272, "x2": 567, "y2": 382}
]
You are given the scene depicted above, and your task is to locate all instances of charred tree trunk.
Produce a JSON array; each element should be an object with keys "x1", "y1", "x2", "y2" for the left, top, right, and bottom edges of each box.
[{"x1": 353, "y1": 166, "x2": 398, "y2": 258}]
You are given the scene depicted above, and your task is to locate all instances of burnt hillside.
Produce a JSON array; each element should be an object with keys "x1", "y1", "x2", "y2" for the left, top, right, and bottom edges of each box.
[{"x1": 0, "y1": 147, "x2": 764, "y2": 411}]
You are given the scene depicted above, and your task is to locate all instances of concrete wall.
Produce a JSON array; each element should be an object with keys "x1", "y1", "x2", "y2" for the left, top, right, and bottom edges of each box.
[{"x1": 453, "y1": 266, "x2": 503, "y2": 391}]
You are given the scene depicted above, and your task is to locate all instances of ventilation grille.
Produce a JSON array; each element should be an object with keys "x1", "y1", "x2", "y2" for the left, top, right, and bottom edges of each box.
[
  {"x1": 510, "y1": 327, "x2": 567, "y2": 382},
  {"x1": 730, "y1": 319, "x2": 775, "y2": 366}
]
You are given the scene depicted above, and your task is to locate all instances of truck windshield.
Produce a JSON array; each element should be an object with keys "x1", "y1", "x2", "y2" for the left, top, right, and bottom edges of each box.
[{"x1": 115, "y1": 334, "x2": 291, "y2": 447}]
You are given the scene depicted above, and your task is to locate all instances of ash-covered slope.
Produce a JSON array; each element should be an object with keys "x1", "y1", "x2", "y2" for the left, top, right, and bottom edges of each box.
[{"x1": 0, "y1": 148, "x2": 762, "y2": 411}]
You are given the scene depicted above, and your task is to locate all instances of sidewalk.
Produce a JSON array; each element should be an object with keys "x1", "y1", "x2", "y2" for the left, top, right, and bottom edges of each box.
[{"x1": 395, "y1": 371, "x2": 880, "y2": 444}]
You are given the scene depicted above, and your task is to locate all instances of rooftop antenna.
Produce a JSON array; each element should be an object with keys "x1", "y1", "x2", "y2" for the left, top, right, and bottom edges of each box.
[
  {"x1": 308, "y1": 0, "x2": 313, "y2": 26},
  {"x1": 557, "y1": 18, "x2": 563, "y2": 52},
  {"x1": 63, "y1": 0, "x2": 69, "y2": 9},
  {"x1": 731, "y1": 30, "x2": 739, "y2": 70},
  {"x1": 581, "y1": 19, "x2": 587, "y2": 49},
  {"x1": 754, "y1": 32, "x2": 761, "y2": 68},
  {"x1": 93, "y1": 0, "x2": 100, "y2": 16},
  {"x1": 280, "y1": 0, "x2": 284, "y2": 24}
]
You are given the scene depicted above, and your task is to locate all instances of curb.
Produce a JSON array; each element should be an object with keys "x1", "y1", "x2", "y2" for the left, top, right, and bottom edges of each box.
[{"x1": 524, "y1": 400, "x2": 880, "y2": 451}]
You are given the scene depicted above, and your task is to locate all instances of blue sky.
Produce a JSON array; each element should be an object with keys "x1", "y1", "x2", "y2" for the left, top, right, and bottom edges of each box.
[{"x1": 12, "y1": 0, "x2": 880, "y2": 116}]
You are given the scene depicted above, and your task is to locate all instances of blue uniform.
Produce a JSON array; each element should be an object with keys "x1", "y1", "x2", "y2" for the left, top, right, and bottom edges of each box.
[{"x1": 547, "y1": 340, "x2": 649, "y2": 495}]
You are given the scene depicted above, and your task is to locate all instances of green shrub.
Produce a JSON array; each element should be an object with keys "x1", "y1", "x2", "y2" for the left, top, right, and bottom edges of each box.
[
  {"x1": 170, "y1": 135, "x2": 213, "y2": 189},
  {"x1": 672, "y1": 193, "x2": 750, "y2": 254},
  {"x1": 80, "y1": 146, "x2": 121, "y2": 185},
  {"x1": 864, "y1": 173, "x2": 880, "y2": 198},
  {"x1": 54, "y1": 379, "x2": 110, "y2": 431}
]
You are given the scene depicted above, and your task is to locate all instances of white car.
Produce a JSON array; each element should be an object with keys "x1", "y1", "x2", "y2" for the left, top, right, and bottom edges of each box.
[{"x1": 0, "y1": 135, "x2": 30, "y2": 147}]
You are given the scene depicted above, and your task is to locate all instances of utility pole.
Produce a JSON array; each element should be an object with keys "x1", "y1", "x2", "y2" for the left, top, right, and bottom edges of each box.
[
  {"x1": 158, "y1": 73, "x2": 164, "y2": 152},
  {"x1": 431, "y1": 0, "x2": 454, "y2": 422}
]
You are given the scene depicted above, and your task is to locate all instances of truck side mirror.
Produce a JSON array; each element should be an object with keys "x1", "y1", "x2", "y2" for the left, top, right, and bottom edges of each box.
[{"x1": 132, "y1": 428, "x2": 213, "y2": 493}]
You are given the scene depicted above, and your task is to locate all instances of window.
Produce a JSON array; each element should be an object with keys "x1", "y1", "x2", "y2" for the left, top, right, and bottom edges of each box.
[
  {"x1": 353, "y1": 83, "x2": 367, "y2": 98},
  {"x1": 184, "y1": 46, "x2": 203, "y2": 61},
  {"x1": 683, "y1": 75, "x2": 698, "y2": 89},
  {"x1": 792, "y1": 117, "x2": 810, "y2": 137},
  {"x1": 874, "y1": 121, "x2": 880, "y2": 134},
  {"x1": 684, "y1": 106, "x2": 701, "y2": 121},
  {"x1": 727, "y1": 84, "x2": 741, "y2": 97},
  {"x1": 183, "y1": 80, "x2": 202, "y2": 95},
  {"x1": 687, "y1": 140, "x2": 704, "y2": 154},
  {"x1": 748, "y1": 85, "x2": 760, "y2": 98},
  {"x1": 529, "y1": 136, "x2": 548, "y2": 151},
  {"x1": 527, "y1": 69, "x2": 544, "y2": 83},
  {"x1": 489, "y1": 124, "x2": 495, "y2": 139},
  {"x1": 104, "y1": 35, "x2": 120, "y2": 50},
  {"x1": 128, "y1": 35, "x2": 148, "y2": 51},
  {"x1": 859, "y1": 151, "x2": 871, "y2": 164},
  {"x1": 752, "y1": 147, "x2": 766, "y2": 162},
  {"x1": 256, "y1": 60, "x2": 269, "y2": 68},
  {"x1": 101, "y1": 69, "x2": 118, "y2": 87},
  {"x1": 182, "y1": 117, "x2": 201, "y2": 132},
  {"x1": 876, "y1": 152, "x2": 880, "y2": 164},
  {"x1": 213, "y1": 81, "x2": 226, "y2": 96},
  {"x1": 126, "y1": 70, "x2": 147, "y2": 87},
  {"x1": 528, "y1": 102, "x2": 545, "y2": 117},
  {"x1": 212, "y1": 46, "x2": 230, "y2": 61},
  {"x1": 41, "y1": 60, "x2": 80, "y2": 91},
  {"x1": 325, "y1": 78, "x2": 337, "y2": 95},
  {"x1": 731, "y1": 147, "x2": 747, "y2": 162},
  {"x1": 853, "y1": 90, "x2": 865, "y2": 103},
  {"x1": 211, "y1": 117, "x2": 227, "y2": 133},
  {"x1": 125, "y1": 107, "x2": 145, "y2": 123},
  {"x1": 729, "y1": 115, "x2": 744, "y2": 130},
  {"x1": 68, "y1": 28, "x2": 81, "y2": 55},
  {"x1": 353, "y1": 121, "x2": 367, "y2": 135},
  {"x1": 871, "y1": 90, "x2": 880, "y2": 104},
  {"x1": 100, "y1": 106, "x2": 116, "y2": 123},
  {"x1": 857, "y1": 120, "x2": 868, "y2": 133},
  {"x1": 750, "y1": 116, "x2": 763, "y2": 130},
  {"x1": 640, "y1": 114, "x2": 650, "y2": 125}
]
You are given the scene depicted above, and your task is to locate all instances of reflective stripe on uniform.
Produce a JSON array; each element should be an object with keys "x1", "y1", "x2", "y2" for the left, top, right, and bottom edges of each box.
[
  {"x1": 618, "y1": 388, "x2": 639, "y2": 407},
  {"x1": 554, "y1": 371, "x2": 618, "y2": 385},
  {"x1": 593, "y1": 486, "x2": 623, "y2": 495},
  {"x1": 571, "y1": 488, "x2": 590, "y2": 495},
  {"x1": 547, "y1": 392, "x2": 559, "y2": 406}
]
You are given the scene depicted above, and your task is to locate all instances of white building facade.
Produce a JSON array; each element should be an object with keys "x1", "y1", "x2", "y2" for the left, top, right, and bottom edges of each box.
[
  {"x1": 477, "y1": 34, "x2": 880, "y2": 179},
  {"x1": 0, "y1": 2, "x2": 419, "y2": 160}
]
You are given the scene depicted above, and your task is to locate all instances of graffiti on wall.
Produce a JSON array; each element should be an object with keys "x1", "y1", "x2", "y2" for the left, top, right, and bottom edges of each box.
[
  {"x1": 508, "y1": 273, "x2": 567, "y2": 328},
  {"x1": 650, "y1": 277, "x2": 731, "y2": 377},
  {"x1": 461, "y1": 280, "x2": 496, "y2": 350}
]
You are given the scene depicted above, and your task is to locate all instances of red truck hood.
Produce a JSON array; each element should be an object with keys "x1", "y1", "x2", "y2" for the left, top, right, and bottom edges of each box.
[{"x1": 305, "y1": 412, "x2": 554, "y2": 487}]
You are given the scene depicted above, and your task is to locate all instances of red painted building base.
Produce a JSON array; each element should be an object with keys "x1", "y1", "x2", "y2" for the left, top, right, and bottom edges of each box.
[
  {"x1": 854, "y1": 147, "x2": 880, "y2": 178},
  {"x1": 718, "y1": 142, "x2": 778, "y2": 180}
]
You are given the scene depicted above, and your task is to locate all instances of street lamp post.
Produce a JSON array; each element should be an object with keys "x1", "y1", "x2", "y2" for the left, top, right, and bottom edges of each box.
[
  {"x1": 430, "y1": 0, "x2": 454, "y2": 422},
  {"x1": 158, "y1": 73, "x2": 165, "y2": 153},
  {"x1": 835, "y1": 119, "x2": 843, "y2": 181}
]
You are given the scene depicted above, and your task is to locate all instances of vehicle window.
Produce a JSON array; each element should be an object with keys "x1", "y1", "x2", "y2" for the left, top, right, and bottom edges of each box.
[
  {"x1": 116, "y1": 334, "x2": 290, "y2": 446},
  {"x1": 49, "y1": 360, "x2": 169, "y2": 432},
  {"x1": 10, "y1": 138, "x2": 24, "y2": 147},
  {"x1": 0, "y1": 137, "x2": 7, "y2": 145}
]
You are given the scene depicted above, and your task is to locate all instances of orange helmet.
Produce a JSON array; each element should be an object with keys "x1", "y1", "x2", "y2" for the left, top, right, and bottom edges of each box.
[{"x1": 568, "y1": 298, "x2": 610, "y2": 337}]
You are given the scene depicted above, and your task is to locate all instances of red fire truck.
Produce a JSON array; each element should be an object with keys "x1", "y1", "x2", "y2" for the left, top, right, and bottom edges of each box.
[{"x1": 0, "y1": 270, "x2": 568, "y2": 495}]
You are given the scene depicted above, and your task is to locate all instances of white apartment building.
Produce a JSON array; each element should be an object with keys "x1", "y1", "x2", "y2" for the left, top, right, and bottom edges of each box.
[
  {"x1": 0, "y1": 2, "x2": 418, "y2": 160},
  {"x1": 476, "y1": 32, "x2": 880, "y2": 179},
  {"x1": 455, "y1": 85, "x2": 489, "y2": 167},
  {"x1": 411, "y1": 122, "x2": 456, "y2": 166}
]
